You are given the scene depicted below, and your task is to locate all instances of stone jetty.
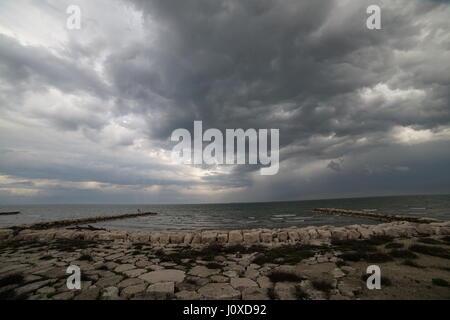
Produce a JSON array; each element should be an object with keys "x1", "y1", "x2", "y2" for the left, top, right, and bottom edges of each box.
[
  {"x1": 6, "y1": 212, "x2": 157, "y2": 231},
  {"x1": 313, "y1": 208, "x2": 438, "y2": 224},
  {"x1": 0, "y1": 211, "x2": 20, "y2": 216}
]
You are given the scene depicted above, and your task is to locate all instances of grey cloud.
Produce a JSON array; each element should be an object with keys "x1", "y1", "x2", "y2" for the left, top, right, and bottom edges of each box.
[
  {"x1": 0, "y1": 0, "x2": 449, "y2": 203},
  {"x1": 0, "y1": 34, "x2": 108, "y2": 98}
]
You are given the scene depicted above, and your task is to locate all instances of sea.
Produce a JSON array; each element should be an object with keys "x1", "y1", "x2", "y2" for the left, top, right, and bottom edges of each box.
[{"x1": 0, "y1": 194, "x2": 449, "y2": 232}]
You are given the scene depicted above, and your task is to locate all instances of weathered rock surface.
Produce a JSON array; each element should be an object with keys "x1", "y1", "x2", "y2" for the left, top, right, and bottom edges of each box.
[
  {"x1": 188, "y1": 266, "x2": 220, "y2": 277},
  {"x1": 198, "y1": 283, "x2": 241, "y2": 300},
  {"x1": 230, "y1": 278, "x2": 258, "y2": 290},
  {"x1": 146, "y1": 282, "x2": 175, "y2": 300},
  {"x1": 139, "y1": 270, "x2": 185, "y2": 284}
]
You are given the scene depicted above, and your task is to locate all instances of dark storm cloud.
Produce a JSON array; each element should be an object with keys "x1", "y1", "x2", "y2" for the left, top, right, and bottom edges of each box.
[
  {"x1": 107, "y1": 0, "x2": 450, "y2": 187},
  {"x1": 116, "y1": 0, "x2": 449, "y2": 141},
  {"x1": 0, "y1": 34, "x2": 108, "y2": 98}
]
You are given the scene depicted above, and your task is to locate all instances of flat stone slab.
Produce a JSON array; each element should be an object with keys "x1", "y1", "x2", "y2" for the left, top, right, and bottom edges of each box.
[
  {"x1": 123, "y1": 268, "x2": 146, "y2": 278},
  {"x1": 114, "y1": 264, "x2": 135, "y2": 273},
  {"x1": 146, "y1": 282, "x2": 175, "y2": 299},
  {"x1": 188, "y1": 266, "x2": 220, "y2": 277},
  {"x1": 139, "y1": 270, "x2": 185, "y2": 284},
  {"x1": 198, "y1": 283, "x2": 241, "y2": 300},
  {"x1": 118, "y1": 278, "x2": 145, "y2": 289},
  {"x1": 274, "y1": 282, "x2": 297, "y2": 300},
  {"x1": 100, "y1": 286, "x2": 120, "y2": 300},
  {"x1": 95, "y1": 275, "x2": 123, "y2": 288},
  {"x1": 175, "y1": 290, "x2": 202, "y2": 300},
  {"x1": 121, "y1": 284, "x2": 148, "y2": 298},
  {"x1": 230, "y1": 278, "x2": 258, "y2": 290},
  {"x1": 242, "y1": 287, "x2": 270, "y2": 300},
  {"x1": 15, "y1": 280, "x2": 53, "y2": 296}
]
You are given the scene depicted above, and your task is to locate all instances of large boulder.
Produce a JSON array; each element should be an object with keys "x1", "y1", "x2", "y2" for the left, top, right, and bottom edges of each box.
[
  {"x1": 202, "y1": 231, "x2": 218, "y2": 244},
  {"x1": 243, "y1": 232, "x2": 260, "y2": 245},
  {"x1": 229, "y1": 231, "x2": 243, "y2": 244},
  {"x1": 260, "y1": 232, "x2": 273, "y2": 243},
  {"x1": 169, "y1": 233, "x2": 185, "y2": 244}
]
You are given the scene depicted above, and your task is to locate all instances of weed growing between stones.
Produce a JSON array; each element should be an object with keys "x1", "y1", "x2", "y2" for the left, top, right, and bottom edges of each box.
[
  {"x1": 331, "y1": 239, "x2": 377, "y2": 252},
  {"x1": 418, "y1": 238, "x2": 443, "y2": 245},
  {"x1": 295, "y1": 285, "x2": 309, "y2": 300},
  {"x1": 365, "y1": 253, "x2": 393, "y2": 263},
  {"x1": 381, "y1": 276, "x2": 392, "y2": 286},
  {"x1": 39, "y1": 255, "x2": 54, "y2": 260},
  {"x1": 252, "y1": 245, "x2": 318, "y2": 265},
  {"x1": 385, "y1": 242, "x2": 404, "y2": 249},
  {"x1": 402, "y1": 260, "x2": 424, "y2": 268},
  {"x1": 49, "y1": 239, "x2": 99, "y2": 252},
  {"x1": 204, "y1": 262, "x2": 222, "y2": 269},
  {"x1": 268, "y1": 271, "x2": 304, "y2": 283},
  {"x1": 431, "y1": 278, "x2": 449, "y2": 287},
  {"x1": 0, "y1": 288, "x2": 28, "y2": 300},
  {"x1": 335, "y1": 260, "x2": 348, "y2": 268},
  {"x1": 79, "y1": 254, "x2": 93, "y2": 261},
  {"x1": 409, "y1": 244, "x2": 450, "y2": 259},
  {"x1": 339, "y1": 251, "x2": 367, "y2": 262},
  {"x1": 0, "y1": 273, "x2": 24, "y2": 287},
  {"x1": 311, "y1": 280, "x2": 333, "y2": 293},
  {"x1": 388, "y1": 250, "x2": 418, "y2": 259},
  {"x1": 339, "y1": 251, "x2": 392, "y2": 263},
  {"x1": 438, "y1": 266, "x2": 450, "y2": 272},
  {"x1": 267, "y1": 287, "x2": 277, "y2": 300}
]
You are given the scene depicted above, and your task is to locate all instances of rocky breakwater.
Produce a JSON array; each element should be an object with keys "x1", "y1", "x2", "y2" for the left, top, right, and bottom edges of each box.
[
  {"x1": 313, "y1": 208, "x2": 439, "y2": 223},
  {"x1": 1, "y1": 220, "x2": 450, "y2": 247},
  {"x1": 6, "y1": 212, "x2": 158, "y2": 232}
]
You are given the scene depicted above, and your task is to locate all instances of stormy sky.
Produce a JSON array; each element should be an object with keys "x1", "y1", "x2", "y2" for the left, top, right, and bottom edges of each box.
[{"x1": 0, "y1": 0, "x2": 449, "y2": 204}]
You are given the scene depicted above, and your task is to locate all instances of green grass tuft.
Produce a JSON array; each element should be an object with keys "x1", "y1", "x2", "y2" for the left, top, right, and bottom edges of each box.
[
  {"x1": 268, "y1": 271, "x2": 304, "y2": 283},
  {"x1": 294, "y1": 285, "x2": 309, "y2": 300},
  {"x1": 385, "y1": 242, "x2": 404, "y2": 249},
  {"x1": 409, "y1": 244, "x2": 450, "y2": 260},
  {"x1": 432, "y1": 278, "x2": 450, "y2": 287},
  {"x1": 204, "y1": 262, "x2": 222, "y2": 269},
  {"x1": 0, "y1": 273, "x2": 24, "y2": 287},
  {"x1": 335, "y1": 260, "x2": 348, "y2": 268},
  {"x1": 418, "y1": 238, "x2": 443, "y2": 245},
  {"x1": 253, "y1": 245, "x2": 317, "y2": 265},
  {"x1": 389, "y1": 250, "x2": 418, "y2": 259},
  {"x1": 402, "y1": 259, "x2": 423, "y2": 268},
  {"x1": 311, "y1": 280, "x2": 333, "y2": 293}
]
